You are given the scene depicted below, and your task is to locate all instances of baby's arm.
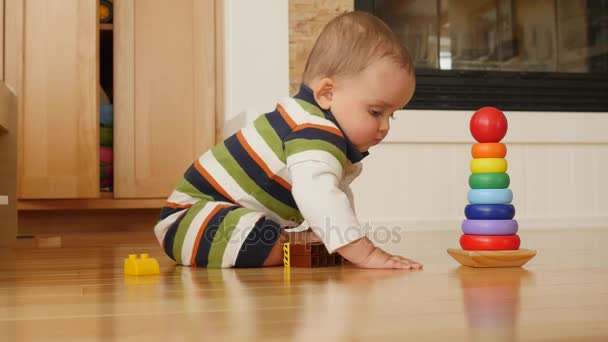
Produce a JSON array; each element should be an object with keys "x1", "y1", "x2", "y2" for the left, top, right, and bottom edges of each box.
[{"x1": 289, "y1": 160, "x2": 422, "y2": 270}]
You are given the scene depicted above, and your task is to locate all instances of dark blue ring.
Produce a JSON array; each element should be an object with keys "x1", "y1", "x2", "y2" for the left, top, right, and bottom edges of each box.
[{"x1": 465, "y1": 204, "x2": 515, "y2": 220}]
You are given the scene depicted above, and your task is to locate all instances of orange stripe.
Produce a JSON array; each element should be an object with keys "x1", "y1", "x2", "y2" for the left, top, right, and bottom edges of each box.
[
  {"x1": 271, "y1": 174, "x2": 293, "y2": 191},
  {"x1": 292, "y1": 123, "x2": 344, "y2": 138},
  {"x1": 190, "y1": 204, "x2": 231, "y2": 266},
  {"x1": 193, "y1": 160, "x2": 236, "y2": 204},
  {"x1": 277, "y1": 104, "x2": 297, "y2": 129},
  {"x1": 236, "y1": 131, "x2": 292, "y2": 191},
  {"x1": 164, "y1": 202, "x2": 193, "y2": 209}
]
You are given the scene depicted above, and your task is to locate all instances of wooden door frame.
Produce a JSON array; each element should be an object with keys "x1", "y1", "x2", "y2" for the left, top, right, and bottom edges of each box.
[{"x1": 0, "y1": 84, "x2": 18, "y2": 246}]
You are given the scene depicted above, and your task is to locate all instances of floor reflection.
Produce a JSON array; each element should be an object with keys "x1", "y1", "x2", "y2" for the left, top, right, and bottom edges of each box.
[
  {"x1": 450, "y1": 266, "x2": 535, "y2": 341},
  {"x1": 225, "y1": 266, "x2": 412, "y2": 340}
]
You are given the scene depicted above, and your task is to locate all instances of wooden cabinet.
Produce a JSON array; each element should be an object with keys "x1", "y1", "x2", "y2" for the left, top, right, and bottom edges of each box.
[
  {"x1": 114, "y1": 0, "x2": 219, "y2": 198},
  {"x1": 19, "y1": 0, "x2": 98, "y2": 199},
  {"x1": 13, "y1": 0, "x2": 223, "y2": 207}
]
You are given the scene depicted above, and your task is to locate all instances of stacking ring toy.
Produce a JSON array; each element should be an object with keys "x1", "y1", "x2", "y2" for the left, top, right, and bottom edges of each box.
[
  {"x1": 465, "y1": 204, "x2": 515, "y2": 220},
  {"x1": 470, "y1": 158, "x2": 508, "y2": 173},
  {"x1": 469, "y1": 173, "x2": 510, "y2": 189},
  {"x1": 467, "y1": 189, "x2": 513, "y2": 204},
  {"x1": 461, "y1": 219, "x2": 518, "y2": 235},
  {"x1": 460, "y1": 234, "x2": 520, "y2": 251},
  {"x1": 471, "y1": 143, "x2": 507, "y2": 158}
]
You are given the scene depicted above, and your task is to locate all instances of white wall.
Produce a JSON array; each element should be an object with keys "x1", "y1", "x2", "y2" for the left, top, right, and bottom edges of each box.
[
  {"x1": 355, "y1": 111, "x2": 608, "y2": 231},
  {"x1": 223, "y1": 0, "x2": 290, "y2": 138},
  {"x1": 223, "y1": 1, "x2": 608, "y2": 231}
]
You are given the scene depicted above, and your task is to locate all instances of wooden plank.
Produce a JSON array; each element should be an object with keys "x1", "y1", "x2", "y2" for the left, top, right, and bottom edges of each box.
[
  {"x1": 113, "y1": 0, "x2": 136, "y2": 197},
  {"x1": 0, "y1": 83, "x2": 17, "y2": 247},
  {"x1": 18, "y1": 197, "x2": 165, "y2": 210},
  {"x1": 18, "y1": 208, "x2": 160, "y2": 234},
  {"x1": 2, "y1": 228, "x2": 608, "y2": 340},
  {"x1": 19, "y1": 0, "x2": 98, "y2": 198},
  {"x1": 114, "y1": 0, "x2": 218, "y2": 198},
  {"x1": 214, "y1": 0, "x2": 225, "y2": 144},
  {"x1": 0, "y1": 0, "x2": 4, "y2": 81},
  {"x1": 4, "y1": 0, "x2": 23, "y2": 94}
]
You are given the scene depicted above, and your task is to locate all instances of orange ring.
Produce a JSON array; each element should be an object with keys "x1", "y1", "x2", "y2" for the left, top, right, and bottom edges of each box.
[{"x1": 471, "y1": 143, "x2": 507, "y2": 158}]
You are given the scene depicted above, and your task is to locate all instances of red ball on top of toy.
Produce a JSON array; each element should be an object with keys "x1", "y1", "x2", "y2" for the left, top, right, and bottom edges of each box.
[{"x1": 469, "y1": 107, "x2": 508, "y2": 143}]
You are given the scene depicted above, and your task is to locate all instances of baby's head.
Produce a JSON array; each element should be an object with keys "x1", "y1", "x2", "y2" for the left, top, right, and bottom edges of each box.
[{"x1": 303, "y1": 11, "x2": 416, "y2": 152}]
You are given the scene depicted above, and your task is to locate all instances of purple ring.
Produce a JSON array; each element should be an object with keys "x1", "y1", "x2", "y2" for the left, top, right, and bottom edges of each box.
[{"x1": 461, "y1": 219, "x2": 519, "y2": 235}]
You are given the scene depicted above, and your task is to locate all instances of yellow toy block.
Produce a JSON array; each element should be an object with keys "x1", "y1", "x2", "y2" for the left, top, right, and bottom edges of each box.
[
  {"x1": 283, "y1": 243, "x2": 290, "y2": 267},
  {"x1": 124, "y1": 254, "x2": 160, "y2": 276}
]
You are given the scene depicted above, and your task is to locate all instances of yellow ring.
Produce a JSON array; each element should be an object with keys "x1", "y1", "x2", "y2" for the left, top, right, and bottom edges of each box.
[{"x1": 470, "y1": 158, "x2": 508, "y2": 173}]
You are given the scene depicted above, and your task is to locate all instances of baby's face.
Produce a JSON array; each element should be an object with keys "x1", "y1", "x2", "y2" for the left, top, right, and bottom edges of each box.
[{"x1": 330, "y1": 58, "x2": 415, "y2": 152}]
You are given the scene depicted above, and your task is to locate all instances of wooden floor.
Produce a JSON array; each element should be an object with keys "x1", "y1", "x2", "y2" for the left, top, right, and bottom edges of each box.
[{"x1": 1, "y1": 222, "x2": 607, "y2": 341}]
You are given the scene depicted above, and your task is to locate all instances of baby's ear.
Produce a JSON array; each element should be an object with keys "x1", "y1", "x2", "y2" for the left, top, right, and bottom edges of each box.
[{"x1": 312, "y1": 78, "x2": 334, "y2": 110}]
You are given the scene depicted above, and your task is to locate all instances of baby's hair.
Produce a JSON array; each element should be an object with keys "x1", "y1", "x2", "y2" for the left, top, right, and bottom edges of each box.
[{"x1": 302, "y1": 11, "x2": 414, "y2": 85}]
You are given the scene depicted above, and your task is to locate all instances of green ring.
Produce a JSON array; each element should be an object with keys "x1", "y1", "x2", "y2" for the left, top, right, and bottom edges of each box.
[{"x1": 469, "y1": 173, "x2": 510, "y2": 189}]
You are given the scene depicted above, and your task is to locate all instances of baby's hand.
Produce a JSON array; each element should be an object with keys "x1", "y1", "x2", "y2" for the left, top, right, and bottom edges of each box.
[
  {"x1": 354, "y1": 247, "x2": 422, "y2": 270},
  {"x1": 337, "y1": 237, "x2": 423, "y2": 270}
]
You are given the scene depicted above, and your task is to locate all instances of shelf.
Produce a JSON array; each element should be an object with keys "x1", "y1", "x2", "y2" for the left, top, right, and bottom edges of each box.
[
  {"x1": 100, "y1": 23, "x2": 113, "y2": 31},
  {"x1": 18, "y1": 193, "x2": 166, "y2": 210}
]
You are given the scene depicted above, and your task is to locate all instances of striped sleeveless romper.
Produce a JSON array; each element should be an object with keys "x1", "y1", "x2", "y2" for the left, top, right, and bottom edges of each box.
[{"x1": 154, "y1": 85, "x2": 366, "y2": 268}]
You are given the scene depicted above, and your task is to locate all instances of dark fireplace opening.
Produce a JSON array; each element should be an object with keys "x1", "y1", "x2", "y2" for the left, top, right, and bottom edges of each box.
[{"x1": 356, "y1": 0, "x2": 608, "y2": 112}]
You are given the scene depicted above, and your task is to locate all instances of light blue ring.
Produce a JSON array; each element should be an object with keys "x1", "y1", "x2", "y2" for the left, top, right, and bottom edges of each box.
[{"x1": 467, "y1": 189, "x2": 513, "y2": 204}]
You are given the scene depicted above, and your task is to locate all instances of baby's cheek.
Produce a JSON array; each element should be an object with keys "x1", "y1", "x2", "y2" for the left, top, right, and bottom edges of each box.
[
  {"x1": 356, "y1": 123, "x2": 378, "y2": 142},
  {"x1": 364, "y1": 119, "x2": 380, "y2": 135}
]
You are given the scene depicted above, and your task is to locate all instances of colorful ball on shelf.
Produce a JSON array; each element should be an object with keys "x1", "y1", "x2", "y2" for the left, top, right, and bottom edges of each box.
[
  {"x1": 100, "y1": 104, "x2": 113, "y2": 127},
  {"x1": 468, "y1": 173, "x2": 510, "y2": 189},
  {"x1": 471, "y1": 143, "x2": 507, "y2": 158},
  {"x1": 100, "y1": 163, "x2": 113, "y2": 187},
  {"x1": 100, "y1": 126, "x2": 113, "y2": 147},
  {"x1": 461, "y1": 219, "x2": 519, "y2": 235},
  {"x1": 465, "y1": 204, "x2": 515, "y2": 220},
  {"x1": 460, "y1": 234, "x2": 521, "y2": 251},
  {"x1": 467, "y1": 189, "x2": 513, "y2": 204},
  {"x1": 99, "y1": 0, "x2": 113, "y2": 24},
  {"x1": 100, "y1": 146, "x2": 113, "y2": 164},
  {"x1": 470, "y1": 107, "x2": 508, "y2": 143}
]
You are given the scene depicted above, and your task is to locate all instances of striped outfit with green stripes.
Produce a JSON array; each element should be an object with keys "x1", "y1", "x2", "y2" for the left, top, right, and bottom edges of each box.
[{"x1": 154, "y1": 85, "x2": 369, "y2": 268}]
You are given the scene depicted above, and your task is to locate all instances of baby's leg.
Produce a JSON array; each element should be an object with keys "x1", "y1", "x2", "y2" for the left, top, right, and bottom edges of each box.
[
  {"x1": 262, "y1": 239, "x2": 286, "y2": 266},
  {"x1": 156, "y1": 200, "x2": 283, "y2": 268}
]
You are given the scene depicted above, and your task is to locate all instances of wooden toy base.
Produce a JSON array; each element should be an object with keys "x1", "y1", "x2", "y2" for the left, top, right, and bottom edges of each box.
[{"x1": 447, "y1": 248, "x2": 537, "y2": 268}]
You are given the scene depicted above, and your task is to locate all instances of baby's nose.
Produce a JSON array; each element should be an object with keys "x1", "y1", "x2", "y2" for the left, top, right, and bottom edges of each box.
[{"x1": 379, "y1": 117, "x2": 390, "y2": 133}]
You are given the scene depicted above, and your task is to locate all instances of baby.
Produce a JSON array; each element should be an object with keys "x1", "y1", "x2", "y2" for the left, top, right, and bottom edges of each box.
[{"x1": 154, "y1": 11, "x2": 422, "y2": 270}]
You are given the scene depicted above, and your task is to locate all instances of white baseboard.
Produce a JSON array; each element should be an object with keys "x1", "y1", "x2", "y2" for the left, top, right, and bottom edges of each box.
[{"x1": 362, "y1": 216, "x2": 608, "y2": 232}]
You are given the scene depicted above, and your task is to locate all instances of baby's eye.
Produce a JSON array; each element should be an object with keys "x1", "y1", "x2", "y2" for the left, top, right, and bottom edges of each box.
[{"x1": 369, "y1": 110, "x2": 383, "y2": 117}]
